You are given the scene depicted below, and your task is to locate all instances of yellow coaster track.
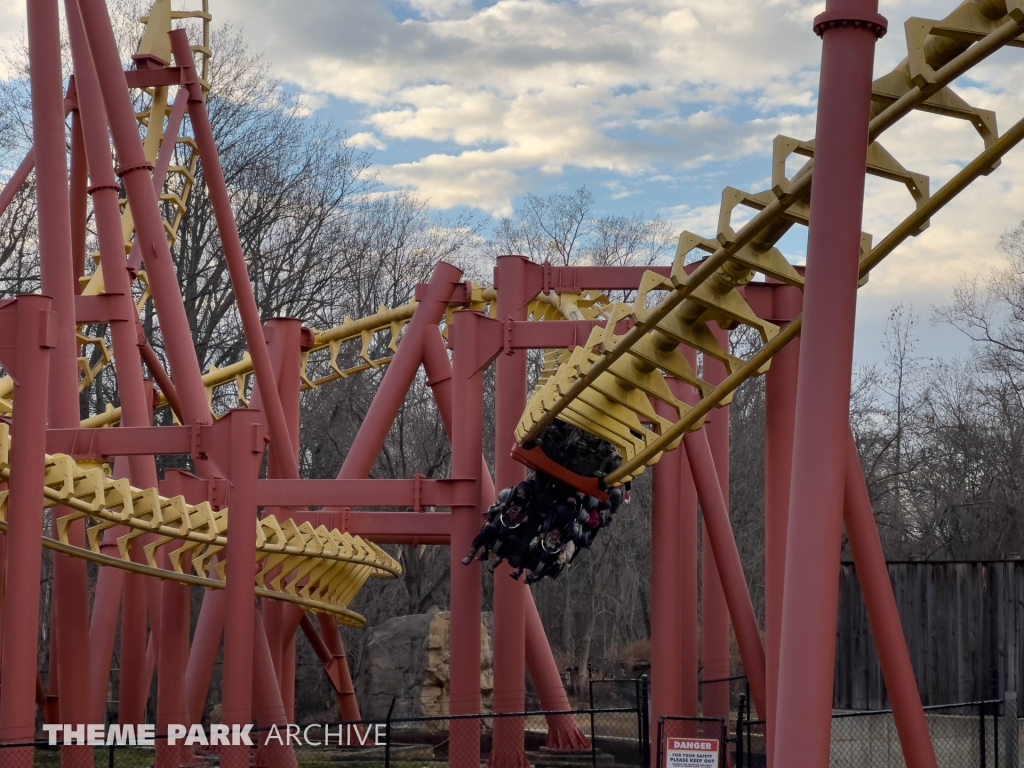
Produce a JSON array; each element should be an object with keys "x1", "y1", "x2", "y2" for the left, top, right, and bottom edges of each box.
[{"x1": 517, "y1": 0, "x2": 1024, "y2": 486}]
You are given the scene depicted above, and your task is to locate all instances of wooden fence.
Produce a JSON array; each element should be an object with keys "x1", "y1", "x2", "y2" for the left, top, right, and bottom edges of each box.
[{"x1": 835, "y1": 560, "x2": 1024, "y2": 709}]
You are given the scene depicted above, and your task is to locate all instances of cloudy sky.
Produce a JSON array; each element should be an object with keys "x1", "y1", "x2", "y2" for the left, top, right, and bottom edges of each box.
[{"x1": 3, "y1": 0, "x2": 1023, "y2": 368}]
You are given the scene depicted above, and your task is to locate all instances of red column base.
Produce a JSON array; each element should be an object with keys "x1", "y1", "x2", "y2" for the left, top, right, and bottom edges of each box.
[
  {"x1": 488, "y1": 716, "x2": 532, "y2": 768},
  {"x1": 544, "y1": 714, "x2": 592, "y2": 752}
]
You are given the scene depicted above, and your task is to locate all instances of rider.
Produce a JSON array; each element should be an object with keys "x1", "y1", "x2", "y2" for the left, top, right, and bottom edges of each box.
[{"x1": 462, "y1": 480, "x2": 534, "y2": 565}]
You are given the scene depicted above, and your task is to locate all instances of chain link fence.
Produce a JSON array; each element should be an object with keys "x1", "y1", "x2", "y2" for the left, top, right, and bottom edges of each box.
[
  {"x1": 733, "y1": 692, "x2": 766, "y2": 768},
  {"x1": 588, "y1": 674, "x2": 645, "y2": 710},
  {"x1": 4, "y1": 693, "x2": 1019, "y2": 767},
  {"x1": 710, "y1": 677, "x2": 1015, "y2": 768},
  {"x1": 0, "y1": 706, "x2": 647, "y2": 767},
  {"x1": 830, "y1": 699, "x2": 1013, "y2": 768}
]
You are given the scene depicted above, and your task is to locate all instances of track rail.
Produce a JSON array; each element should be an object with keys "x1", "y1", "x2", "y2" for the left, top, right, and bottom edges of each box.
[
  {"x1": 516, "y1": 2, "x2": 1024, "y2": 485},
  {"x1": 0, "y1": 424, "x2": 400, "y2": 627}
]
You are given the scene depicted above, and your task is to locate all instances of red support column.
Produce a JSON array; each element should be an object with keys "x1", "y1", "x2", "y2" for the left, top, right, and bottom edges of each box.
[
  {"x1": 702, "y1": 333, "x2": 732, "y2": 719},
  {"x1": 422, "y1": 326, "x2": 496, "y2": 504},
  {"x1": 522, "y1": 598, "x2": 590, "y2": 751},
  {"x1": 680, "y1": 447, "x2": 700, "y2": 717},
  {"x1": 843, "y1": 431, "x2": 937, "y2": 768},
  {"x1": 489, "y1": 256, "x2": 532, "y2": 768},
  {"x1": 0, "y1": 296, "x2": 54, "y2": 763},
  {"x1": 168, "y1": 31, "x2": 296, "y2": 477},
  {"x1": 251, "y1": 612, "x2": 299, "y2": 768},
  {"x1": 268, "y1": 317, "x2": 305, "y2": 696},
  {"x1": 29, "y1": 0, "x2": 76, "y2": 431},
  {"x1": 65, "y1": 2, "x2": 163, "y2": 723},
  {"x1": 28, "y1": 0, "x2": 93, "y2": 753},
  {"x1": 0, "y1": 535, "x2": 6, "y2": 701},
  {"x1": 326, "y1": 261, "x2": 463, "y2": 720},
  {"x1": 684, "y1": 430, "x2": 766, "y2": 719},
  {"x1": 448, "y1": 311, "x2": 494, "y2": 768},
  {"x1": 88, "y1": 529, "x2": 125, "y2": 720},
  {"x1": 650, "y1": 377, "x2": 700, "y2": 754},
  {"x1": 154, "y1": 582, "x2": 190, "y2": 766},
  {"x1": 249, "y1": 318, "x2": 303, "y2": 763},
  {"x1": 774, "y1": 4, "x2": 886, "y2": 766},
  {"x1": 423, "y1": 327, "x2": 588, "y2": 750},
  {"x1": 210, "y1": 411, "x2": 266, "y2": 768},
  {"x1": 679, "y1": 352, "x2": 700, "y2": 718},
  {"x1": 118, "y1": 580, "x2": 150, "y2": 723},
  {"x1": 73, "y1": 16, "x2": 216, "y2": 719},
  {"x1": 155, "y1": 473, "x2": 203, "y2": 768},
  {"x1": 127, "y1": 88, "x2": 189, "y2": 274},
  {"x1": 764, "y1": 284, "x2": 801, "y2": 767},
  {"x1": 186, "y1": 589, "x2": 227, "y2": 723},
  {"x1": 281, "y1": 631, "x2": 297, "y2": 722},
  {"x1": 650, "y1": 436, "x2": 685, "y2": 727},
  {"x1": 75, "y1": 0, "x2": 212, "y2": 427},
  {"x1": 68, "y1": 113, "x2": 87, "y2": 290}
]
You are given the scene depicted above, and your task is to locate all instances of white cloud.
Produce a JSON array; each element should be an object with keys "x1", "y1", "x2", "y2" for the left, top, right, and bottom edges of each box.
[
  {"x1": 378, "y1": 153, "x2": 530, "y2": 214},
  {"x1": 0, "y1": 0, "x2": 24, "y2": 80},
  {"x1": 212, "y1": 0, "x2": 833, "y2": 211},
  {"x1": 658, "y1": 203, "x2": 721, "y2": 236},
  {"x1": 6, "y1": 0, "x2": 1024, "y2": 369},
  {"x1": 292, "y1": 92, "x2": 328, "y2": 117},
  {"x1": 401, "y1": 0, "x2": 475, "y2": 21},
  {"x1": 349, "y1": 131, "x2": 389, "y2": 150}
]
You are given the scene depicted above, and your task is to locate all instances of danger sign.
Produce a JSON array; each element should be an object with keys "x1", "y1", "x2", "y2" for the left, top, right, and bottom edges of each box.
[{"x1": 665, "y1": 737, "x2": 719, "y2": 767}]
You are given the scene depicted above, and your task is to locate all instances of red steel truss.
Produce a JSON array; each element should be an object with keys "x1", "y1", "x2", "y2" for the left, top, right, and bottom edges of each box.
[{"x1": 6, "y1": 1, "x2": 1024, "y2": 767}]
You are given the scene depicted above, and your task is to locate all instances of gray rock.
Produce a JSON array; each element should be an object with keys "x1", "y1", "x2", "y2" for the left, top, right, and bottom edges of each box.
[{"x1": 356, "y1": 610, "x2": 494, "y2": 720}]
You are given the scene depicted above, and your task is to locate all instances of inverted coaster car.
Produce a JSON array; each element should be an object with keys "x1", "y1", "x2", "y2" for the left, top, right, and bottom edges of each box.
[
  {"x1": 461, "y1": 421, "x2": 628, "y2": 583},
  {"x1": 512, "y1": 419, "x2": 623, "y2": 502}
]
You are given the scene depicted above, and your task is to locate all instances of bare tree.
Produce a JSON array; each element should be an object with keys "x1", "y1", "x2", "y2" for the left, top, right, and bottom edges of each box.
[{"x1": 488, "y1": 186, "x2": 674, "y2": 268}]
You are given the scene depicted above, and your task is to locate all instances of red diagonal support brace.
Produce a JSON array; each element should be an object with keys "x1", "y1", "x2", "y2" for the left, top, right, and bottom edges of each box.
[
  {"x1": 844, "y1": 430, "x2": 937, "y2": 768},
  {"x1": 684, "y1": 428, "x2": 767, "y2": 719}
]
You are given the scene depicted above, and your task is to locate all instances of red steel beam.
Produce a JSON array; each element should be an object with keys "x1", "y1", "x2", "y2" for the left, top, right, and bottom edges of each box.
[
  {"x1": 650, "y1": 376, "x2": 700, "y2": 749},
  {"x1": 448, "y1": 311, "x2": 496, "y2": 768},
  {"x1": 701, "y1": 328, "x2": 732, "y2": 720},
  {"x1": 490, "y1": 255, "x2": 532, "y2": 768},
  {"x1": 210, "y1": 411, "x2": 265, "y2": 768},
  {"x1": 251, "y1": 611, "x2": 299, "y2": 768},
  {"x1": 68, "y1": 112, "x2": 87, "y2": 291},
  {"x1": 169, "y1": 31, "x2": 298, "y2": 479},
  {"x1": 774, "y1": 4, "x2": 886, "y2": 765},
  {"x1": 0, "y1": 297, "x2": 54, "y2": 755},
  {"x1": 764, "y1": 284, "x2": 801, "y2": 767},
  {"x1": 843, "y1": 431, "x2": 937, "y2": 768},
  {"x1": 421, "y1": 325, "x2": 588, "y2": 747},
  {"x1": 156, "y1": 472, "x2": 198, "y2": 768},
  {"x1": 255, "y1": 318, "x2": 304, "y2": 731},
  {"x1": 0, "y1": 150, "x2": 34, "y2": 219},
  {"x1": 32, "y1": 0, "x2": 93, "y2": 745},
  {"x1": 186, "y1": 588, "x2": 226, "y2": 724},
  {"x1": 684, "y1": 428, "x2": 767, "y2": 718},
  {"x1": 340, "y1": 512, "x2": 450, "y2": 541},
  {"x1": 650, "y1": 416, "x2": 686, "y2": 731},
  {"x1": 504, "y1": 320, "x2": 602, "y2": 350},
  {"x1": 75, "y1": 0, "x2": 213, "y2": 433},
  {"x1": 325, "y1": 261, "x2": 464, "y2": 720},
  {"x1": 65, "y1": 2, "x2": 165, "y2": 724},
  {"x1": 257, "y1": 478, "x2": 475, "y2": 508}
]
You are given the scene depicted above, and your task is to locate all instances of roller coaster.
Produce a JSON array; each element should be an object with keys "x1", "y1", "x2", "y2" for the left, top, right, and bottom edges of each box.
[{"x1": 0, "y1": 0, "x2": 1020, "y2": 766}]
